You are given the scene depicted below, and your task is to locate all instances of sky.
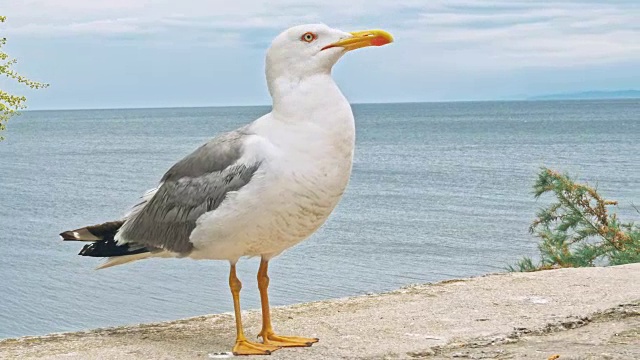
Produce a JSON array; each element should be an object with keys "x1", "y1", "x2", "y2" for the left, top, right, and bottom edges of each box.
[{"x1": 1, "y1": 0, "x2": 639, "y2": 109}]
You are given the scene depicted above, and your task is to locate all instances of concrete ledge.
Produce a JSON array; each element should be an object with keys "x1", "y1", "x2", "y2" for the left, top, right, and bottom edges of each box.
[{"x1": 1, "y1": 264, "x2": 639, "y2": 359}]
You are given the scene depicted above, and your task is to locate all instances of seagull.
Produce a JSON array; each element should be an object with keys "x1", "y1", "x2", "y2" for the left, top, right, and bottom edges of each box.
[{"x1": 60, "y1": 24, "x2": 393, "y2": 356}]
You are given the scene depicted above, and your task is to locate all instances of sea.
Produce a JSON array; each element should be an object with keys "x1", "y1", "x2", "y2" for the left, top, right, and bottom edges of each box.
[{"x1": 1, "y1": 100, "x2": 638, "y2": 339}]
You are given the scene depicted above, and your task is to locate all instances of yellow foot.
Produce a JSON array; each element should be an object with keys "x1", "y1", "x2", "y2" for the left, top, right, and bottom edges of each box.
[
  {"x1": 260, "y1": 332, "x2": 319, "y2": 347},
  {"x1": 232, "y1": 340, "x2": 281, "y2": 356}
]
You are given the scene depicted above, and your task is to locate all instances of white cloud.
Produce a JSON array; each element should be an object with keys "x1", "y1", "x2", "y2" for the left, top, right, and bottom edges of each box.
[
  {"x1": 3, "y1": 0, "x2": 640, "y2": 68},
  {"x1": 394, "y1": 1, "x2": 640, "y2": 67}
]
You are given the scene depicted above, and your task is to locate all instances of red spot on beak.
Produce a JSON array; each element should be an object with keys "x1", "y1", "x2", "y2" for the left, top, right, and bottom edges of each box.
[{"x1": 370, "y1": 36, "x2": 390, "y2": 46}]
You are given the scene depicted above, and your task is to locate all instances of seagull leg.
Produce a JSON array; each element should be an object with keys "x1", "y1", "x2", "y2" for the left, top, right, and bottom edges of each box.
[
  {"x1": 229, "y1": 263, "x2": 281, "y2": 356},
  {"x1": 257, "y1": 258, "x2": 319, "y2": 347}
]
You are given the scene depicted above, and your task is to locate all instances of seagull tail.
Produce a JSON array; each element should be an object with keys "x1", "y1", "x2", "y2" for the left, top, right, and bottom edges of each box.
[
  {"x1": 95, "y1": 250, "x2": 175, "y2": 270},
  {"x1": 96, "y1": 252, "x2": 154, "y2": 270},
  {"x1": 60, "y1": 220, "x2": 154, "y2": 269}
]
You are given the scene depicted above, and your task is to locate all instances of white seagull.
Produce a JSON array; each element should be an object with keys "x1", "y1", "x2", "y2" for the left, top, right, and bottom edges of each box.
[{"x1": 61, "y1": 24, "x2": 393, "y2": 356}]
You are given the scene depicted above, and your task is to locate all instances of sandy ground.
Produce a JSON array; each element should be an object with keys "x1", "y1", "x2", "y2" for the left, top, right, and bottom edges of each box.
[{"x1": 1, "y1": 264, "x2": 639, "y2": 359}]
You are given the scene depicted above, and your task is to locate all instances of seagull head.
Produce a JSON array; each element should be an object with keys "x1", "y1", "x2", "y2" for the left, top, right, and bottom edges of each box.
[{"x1": 265, "y1": 24, "x2": 393, "y2": 90}]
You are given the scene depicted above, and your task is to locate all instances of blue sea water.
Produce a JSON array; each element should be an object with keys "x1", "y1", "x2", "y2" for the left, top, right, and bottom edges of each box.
[{"x1": 0, "y1": 100, "x2": 638, "y2": 339}]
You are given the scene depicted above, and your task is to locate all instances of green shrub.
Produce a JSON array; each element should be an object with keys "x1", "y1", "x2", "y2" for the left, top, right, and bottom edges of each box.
[{"x1": 510, "y1": 168, "x2": 640, "y2": 272}]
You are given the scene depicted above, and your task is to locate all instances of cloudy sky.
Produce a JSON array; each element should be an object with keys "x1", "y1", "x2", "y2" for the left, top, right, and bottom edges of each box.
[{"x1": 2, "y1": 0, "x2": 639, "y2": 109}]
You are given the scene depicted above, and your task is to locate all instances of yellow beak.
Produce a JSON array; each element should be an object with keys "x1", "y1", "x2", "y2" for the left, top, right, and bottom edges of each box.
[{"x1": 322, "y1": 29, "x2": 394, "y2": 51}]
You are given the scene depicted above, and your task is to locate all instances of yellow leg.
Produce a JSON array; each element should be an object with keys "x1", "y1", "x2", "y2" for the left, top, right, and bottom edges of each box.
[
  {"x1": 229, "y1": 263, "x2": 281, "y2": 356},
  {"x1": 257, "y1": 258, "x2": 319, "y2": 347}
]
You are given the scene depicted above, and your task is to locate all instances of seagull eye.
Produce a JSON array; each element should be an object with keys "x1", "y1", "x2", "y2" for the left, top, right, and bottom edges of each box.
[{"x1": 301, "y1": 32, "x2": 317, "y2": 43}]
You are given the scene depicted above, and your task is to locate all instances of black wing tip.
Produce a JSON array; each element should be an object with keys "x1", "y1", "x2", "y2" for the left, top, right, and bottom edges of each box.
[
  {"x1": 60, "y1": 230, "x2": 79, "y2": 241},
  {"x1": 59, "y1": 221, "x2": 125, "y2": 242},
  {"x1": 79, "y1": 239, "x2": 150, "y2": 257}
]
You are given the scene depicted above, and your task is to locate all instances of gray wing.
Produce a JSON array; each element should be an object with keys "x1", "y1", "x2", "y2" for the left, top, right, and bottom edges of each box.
[{"x1": 116, "y1": 129, "x2": 261, "y2": 254}]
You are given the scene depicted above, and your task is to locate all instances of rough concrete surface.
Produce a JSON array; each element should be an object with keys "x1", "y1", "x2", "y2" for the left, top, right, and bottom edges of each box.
[{"x1": 1, "y1": 264, "x2": 639, "y2": 359}]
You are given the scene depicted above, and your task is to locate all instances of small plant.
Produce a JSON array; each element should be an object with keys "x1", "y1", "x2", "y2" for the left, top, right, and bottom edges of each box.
[
  {"x1": 1, "y1": 15, "x2": 49, "y2": 140},
  {"x1": 510, "y1": 168, "x2": 640, "y2": 272}
]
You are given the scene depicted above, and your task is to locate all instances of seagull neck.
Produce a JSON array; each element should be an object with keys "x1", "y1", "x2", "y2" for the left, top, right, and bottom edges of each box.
[{"x1": 268, "y1": 73, "x2": 347, "y2": 119}]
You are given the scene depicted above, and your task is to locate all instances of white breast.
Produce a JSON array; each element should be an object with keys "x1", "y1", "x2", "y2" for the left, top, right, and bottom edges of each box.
[{"x1": 189, "y1": 76, "x2": 355, "y2": 262}]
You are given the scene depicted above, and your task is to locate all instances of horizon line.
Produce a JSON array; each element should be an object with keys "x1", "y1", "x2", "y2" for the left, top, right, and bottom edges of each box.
[
  {"x1": 23, "y1": 99, "x2": 504, "y2": 112},
  {"x1": 24, "y1": 96, "x2": 639, "y2": 112}
]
